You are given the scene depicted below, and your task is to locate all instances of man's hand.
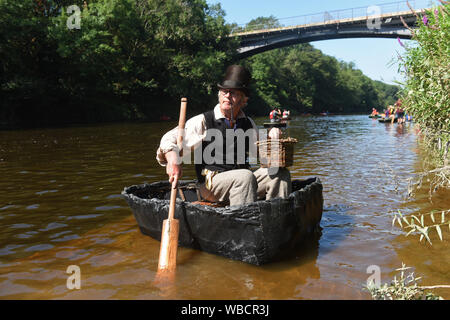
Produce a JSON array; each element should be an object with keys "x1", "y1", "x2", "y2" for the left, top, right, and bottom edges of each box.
[{"x1": 165, "y1": 150, "x2": 182, "y2": 188}]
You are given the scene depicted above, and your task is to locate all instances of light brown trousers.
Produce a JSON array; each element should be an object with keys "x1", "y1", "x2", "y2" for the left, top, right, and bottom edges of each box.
[{"x1": 198, "y1": 167, "x2": 291, "y2": 206}]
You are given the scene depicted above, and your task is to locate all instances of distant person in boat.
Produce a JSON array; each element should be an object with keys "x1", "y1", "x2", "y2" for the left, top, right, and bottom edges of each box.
[
  {"x1": 282, "y1": 109, "x2": 290, "y2": 119},
  {"x1": 386, "y1": 105, "x2": 395, "y2": 123},
  {"x1": 269, "y1": 107, "x2": 279, "y2": 123},
  {"x1": 395, "y1": 99, "x2": 404, "y2": 124},
  {"x1": 389, "y1": 105, "x2": 397, "y2": 124},
  {"x1": 405, "y1": 113, "x2": 412, "y2": 121},
  {"x1": 156, "y1": 65, "x2": 291, "y2": 207},
  {"x1": 371, "y1": 108, "x2": 378, "y2": 116}
]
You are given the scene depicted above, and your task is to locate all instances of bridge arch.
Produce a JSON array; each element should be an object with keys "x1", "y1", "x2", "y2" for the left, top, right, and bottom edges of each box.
[{"x1": 233, "y1": 9, "x2": 421, "y2": 59}]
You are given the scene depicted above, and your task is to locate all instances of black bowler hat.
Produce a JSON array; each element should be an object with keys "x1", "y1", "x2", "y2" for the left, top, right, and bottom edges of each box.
[{"x1": 217, "y1": 65, "x2": 251, "y2": 96}]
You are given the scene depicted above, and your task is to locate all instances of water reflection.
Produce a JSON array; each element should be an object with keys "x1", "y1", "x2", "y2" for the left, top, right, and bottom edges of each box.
[{"x1": 0, "y1": 116, "x2": 448, "y2": 299}]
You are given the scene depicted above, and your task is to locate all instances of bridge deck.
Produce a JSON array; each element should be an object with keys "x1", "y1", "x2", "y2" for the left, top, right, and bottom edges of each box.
[{"x1": 232, "y1": 9, "x2": 426, "y2": 38}]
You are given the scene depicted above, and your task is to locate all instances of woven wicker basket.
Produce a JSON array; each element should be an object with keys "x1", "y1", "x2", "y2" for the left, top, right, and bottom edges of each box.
[{"x1": 256, "y1": 138, "x2": 298, "y2": 168}]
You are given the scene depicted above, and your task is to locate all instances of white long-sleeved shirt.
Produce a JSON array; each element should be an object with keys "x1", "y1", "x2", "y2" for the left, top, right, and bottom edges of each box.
[{"x1": 156, "y1": 104, "x2": 259, "y2": 166}]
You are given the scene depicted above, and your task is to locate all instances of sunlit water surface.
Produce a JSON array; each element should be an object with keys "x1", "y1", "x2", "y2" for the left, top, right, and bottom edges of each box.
[{"x1": 0, "y1": 115, "x2": 448, "y2": 299}]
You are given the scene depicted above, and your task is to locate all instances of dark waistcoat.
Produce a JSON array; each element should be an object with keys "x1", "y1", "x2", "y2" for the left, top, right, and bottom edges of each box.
[{"x1": 195, "y1": 110, "x2": 254, "y2": 183}]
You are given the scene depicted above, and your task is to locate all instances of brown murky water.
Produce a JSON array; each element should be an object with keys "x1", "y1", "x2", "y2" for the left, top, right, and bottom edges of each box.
[{"x1": 0, "y1": 115, "x2": 449, "y2": 299}]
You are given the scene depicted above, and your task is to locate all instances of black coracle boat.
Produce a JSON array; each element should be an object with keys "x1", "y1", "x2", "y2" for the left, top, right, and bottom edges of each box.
[{"x1": 122, "y1": 178, "x2": 323, "y2": 265}]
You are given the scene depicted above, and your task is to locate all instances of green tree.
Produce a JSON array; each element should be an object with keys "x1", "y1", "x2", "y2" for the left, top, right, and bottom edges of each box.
[
  {"x1": 245, "y1": 15, "x2": 281, "y2": 31},
  {"x1": 0, "y1": 0, "x2": 237, "y2": 127},
  {"x1": 240, "y1": 40, "x2": 398, "y2": 116}
]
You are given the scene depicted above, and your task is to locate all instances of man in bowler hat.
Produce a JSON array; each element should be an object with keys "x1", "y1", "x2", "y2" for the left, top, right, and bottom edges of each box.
[{"x1": 156, "y1": 65, "x2": 291, "y2": 206}]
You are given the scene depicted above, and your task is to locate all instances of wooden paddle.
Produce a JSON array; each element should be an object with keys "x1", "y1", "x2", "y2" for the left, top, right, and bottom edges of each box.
[{"x1": 156, "y1": 97, "x2": 187, "y2": 276}]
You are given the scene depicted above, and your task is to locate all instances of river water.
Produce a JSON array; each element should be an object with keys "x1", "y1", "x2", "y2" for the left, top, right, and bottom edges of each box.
[{"x1": 0, "y1": 115, "x2": 448, "y2": 300}]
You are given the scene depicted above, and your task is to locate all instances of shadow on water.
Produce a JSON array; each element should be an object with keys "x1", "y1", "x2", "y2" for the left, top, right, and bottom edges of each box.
[{"x1": 318, "y1": 204, "x2": 355, "y2": 256}]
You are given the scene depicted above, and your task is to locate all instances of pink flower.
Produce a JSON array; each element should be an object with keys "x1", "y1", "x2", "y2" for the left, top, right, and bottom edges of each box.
[
  {"x1": 422, "y1": 15, "x2": 429, "y2": 26},
  {"x1": 434, "y1": 9, "x2": 439, "y2": 21},
  {"x1": 397, "y1": 37, "x2": 405, "y2": 47}
]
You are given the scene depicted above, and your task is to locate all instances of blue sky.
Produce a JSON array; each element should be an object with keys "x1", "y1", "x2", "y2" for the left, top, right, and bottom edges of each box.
[{"x1": 207, "y1": 0, "x2": 438, "y2": 85}]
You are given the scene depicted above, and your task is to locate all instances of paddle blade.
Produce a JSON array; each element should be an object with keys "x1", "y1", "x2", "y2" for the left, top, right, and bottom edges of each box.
[{"x1": 157, "y1": 218, "x2": 179, "y2": 272}]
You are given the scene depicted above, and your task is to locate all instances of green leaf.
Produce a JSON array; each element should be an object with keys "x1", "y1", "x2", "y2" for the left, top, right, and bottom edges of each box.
[
  {"x1": 412, "y1": 215, "x2": 421, "y2": 224},
  {"x1": 436, "y1": 225, "x2": 442, "y2": 241},
  {"x1": 423, "y1": 227, "x2": 432, "y2": 245},
  {"x1": 402, "y1": 216, "x2": 410, "y2": 226}
]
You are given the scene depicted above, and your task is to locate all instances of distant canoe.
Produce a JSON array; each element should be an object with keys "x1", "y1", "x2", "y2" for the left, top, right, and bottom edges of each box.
[
  {"x1": 122, "y1": 178, "x2": 323, "y2": 265},
  {"x1": 378, "y1": 117, "x2": 397, "y2": 123},
  {"x1": 369, "y1": 115, "x2": 381, "y2": 118},
  {"x1": 264, "y1": 122, "x2": 287, "y2": 128}
]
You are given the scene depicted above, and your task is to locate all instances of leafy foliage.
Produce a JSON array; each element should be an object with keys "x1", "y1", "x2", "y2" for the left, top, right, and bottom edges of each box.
[
  {"x1": 393, "y1": 209, "x2": 449, "y2": 244},
  {"x1": 0, "y1": 0, "x2": 235, "y2": 127},
  {"x1": 390, "y1": 1, "x2": 450, "y2": 247},
  {"x1": 230, "y1": 16, "x2": 281, "y2": 33},
  {"x1": 398, "y1": 2, "x2": 450, "y2": 163},
  {"x1": 241, "y1": 44, "x2": 399, "y2": 116},
  {"x1": 0, "y1": 2, "x2": 399, "y2": 128},
  {"x1": 366, "y1": 263, "x2": 443, "y2": 300}
]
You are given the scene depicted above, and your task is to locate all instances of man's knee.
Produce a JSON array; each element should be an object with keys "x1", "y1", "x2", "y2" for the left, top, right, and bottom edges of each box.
[{"x1": 234, "y1": 169, "x2": 257, "y2": 187}]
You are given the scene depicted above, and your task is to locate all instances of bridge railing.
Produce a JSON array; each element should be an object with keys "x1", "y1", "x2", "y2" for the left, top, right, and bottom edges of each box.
[{"x1": 231, "y1": 0, "x2": 434, "y2": 34}]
